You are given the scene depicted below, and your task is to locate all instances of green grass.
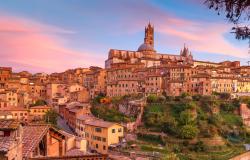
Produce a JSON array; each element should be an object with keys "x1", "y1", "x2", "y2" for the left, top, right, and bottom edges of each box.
[
  {"x1": 147, "y1": 104, "x2": 165, "y2": 113},
  {"x1": 140, "y1": 145, "x2": 166, "y2": 154},
  {"x1": 220, "y1": 112, "x2": 243, "y2": 126}
]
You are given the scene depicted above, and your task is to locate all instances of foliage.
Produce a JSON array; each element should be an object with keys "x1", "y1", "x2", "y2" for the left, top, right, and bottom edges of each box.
[
  {"x1": 91, "y1": 105, "x2": 134, "y2": 123},
  {"x1": 208, "y1": 114, "x2": 223, "y2": 127},
  {"x1": 192, "y1": 94, "x2": 202, "y2": 101},
  {"x1": 144, "y1": 112, "x2": 165, "y2": 127},
  {"x1": 220, "y1": 112, "x2": 243, "y2": 126},
  {"x1": 180, "y1": 92, "x2": 190, "y2": 99},
  {"x1": 30, "y1": 99, "x2": 47, "y2": 107},
  {"x1": 179, "y1": 124, "x2": 199, "y2": 139},
  {"x1": 220, "y1": 102, "x2": 236, "y2": 112},
  {"x1": 239, "y1": 96, "x2": 250, "y2": 108},
  {"x1": 147, "y1": 94, "x2": 158, "y2": 103},
  {"x1": 219, "y1": 93, "x2": 231, "y2": 100},
  {"x1": 100, "y1": 97, "x2": 111, "y2": 104},
  {"x1": 205, "y1": 0, "x2": 250, "y2": 41},
  {"x1": 92, "y1": 93, "x2": 105, "y2": 104},
  {"x1": 44, "y1": 109, "x2": 58, "y2": 126},
  {"x1": 192, "y1": 141, "x2": 207, "y2": 152},
  {"x1": 162, "y1": 152, "x2": 180, "y2": 160},
  {"x1": 178, "y1": 110, "x2": 195, "y2": 125},
  {"x1": 162, "y1": 116, "x2": 178, "y2": 135},
  {"x1": 137, "y1": 133, "x2": 165, "y2": 145}
]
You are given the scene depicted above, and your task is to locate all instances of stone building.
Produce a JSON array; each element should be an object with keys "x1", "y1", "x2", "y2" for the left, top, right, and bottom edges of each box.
[
  {"x1": 105, "y1": 23, "x2": 193, "y2": 69},
  {"x1": 0, "y1": 120, "x2": 23, "y2": 160}
]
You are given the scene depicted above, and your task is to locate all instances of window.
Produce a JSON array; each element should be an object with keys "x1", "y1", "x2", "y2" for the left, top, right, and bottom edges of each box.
[
  {"x1": 112, "y1": 129, "x2": 115, "y2": 133},
  {"x1": 118, "y1": 128, "x2": 122, "y2": 132},
  {"x1": 102, "y1": 138, "x2": 106, "y2": 142},
  {"x1": 96, "y1": 144, "x2": 98, "y2": 148},
  {"x1": 103, "y1": 145, "x2": 106, "y2": 150},
  {"x1": 95, "y1": 127, "x2": 102, "y2": 132}
]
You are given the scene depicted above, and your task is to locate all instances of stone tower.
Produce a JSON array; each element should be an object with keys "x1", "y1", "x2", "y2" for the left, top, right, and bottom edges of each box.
[{"x1": 144, "y1": 22, "x2": 154, "y2": 48}]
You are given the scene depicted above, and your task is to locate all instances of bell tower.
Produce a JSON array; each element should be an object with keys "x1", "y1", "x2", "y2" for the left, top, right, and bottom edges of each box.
[{"x1": 144, "y1": 22, "x2": 154, "y2": 48}]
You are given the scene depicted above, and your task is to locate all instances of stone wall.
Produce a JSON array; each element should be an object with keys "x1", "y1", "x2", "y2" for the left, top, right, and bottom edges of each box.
[{"x1": 240, "y1": 104, "x2": 250, "y2": 127}]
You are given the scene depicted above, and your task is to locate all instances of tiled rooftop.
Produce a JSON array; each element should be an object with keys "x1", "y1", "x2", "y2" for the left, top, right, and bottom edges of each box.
[
  {"x1": 0, "y1": 136, "x2": 16, "y2": 153},
  {"x1": 22, "y1": 125, "x2": 50, "y2": 158},
  {"x1": 65, "y1": 148, "x2": 90, "y2": 156},
  {"x1": 85, "y1": 119, "x2": 118, "y2": 128},
  {"x1": 0, "y1": 119, "x2": 19, "y2": 130}
]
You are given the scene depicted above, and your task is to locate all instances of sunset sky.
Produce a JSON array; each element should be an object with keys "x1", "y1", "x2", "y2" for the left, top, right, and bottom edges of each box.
[{"x1": 0, "y1": 0, "x2": 248, "y2": 73}]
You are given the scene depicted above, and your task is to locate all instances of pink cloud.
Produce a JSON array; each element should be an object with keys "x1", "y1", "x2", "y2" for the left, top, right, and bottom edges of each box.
[
  {"x1": 157, "y1": 21, "x2": 248, "y2": 58},
  {"x1": 98, "y1": 1, "x2": 248, "y2": 58},
  {"x1": 0, "y1": 14, "x2": 103, "y2": 73}
]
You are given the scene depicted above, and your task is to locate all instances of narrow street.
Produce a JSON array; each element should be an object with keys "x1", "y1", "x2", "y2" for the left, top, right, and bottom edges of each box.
[{"x1": 57, "y1": 116, "x2": 74, "y2": 134}]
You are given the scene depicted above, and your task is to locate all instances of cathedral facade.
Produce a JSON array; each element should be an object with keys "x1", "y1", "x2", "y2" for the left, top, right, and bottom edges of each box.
[{"x1": 105, "y1": 23, "x2": 194, "y2": 69}]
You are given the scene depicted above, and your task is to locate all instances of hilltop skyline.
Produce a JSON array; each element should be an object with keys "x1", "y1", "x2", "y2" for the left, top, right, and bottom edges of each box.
[{"x1": 0, "y1": 0, "x2": 248, "y2": 73}]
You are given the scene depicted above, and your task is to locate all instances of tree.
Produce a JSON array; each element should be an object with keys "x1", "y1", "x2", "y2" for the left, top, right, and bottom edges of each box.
[
  {"x1": 219, "y1": 92, "x2": 231, "y2": 100},
  {"x1": 162, "y1": 116, "x2": 178, "y2": 135},
  {"x1": 30, "y1": 99, "x2": 47, "y2": 107},
  {"x1": 179, "y1": 124, "x2": 199, "y2": 139},
  {"x1": 220, "y1": 102, "x2": 236, "y2": 112},
  {"x1": 163, "y1": 153, "x2": 180, "y2": 160},
  {"x1": 193, "y1": 141, "x2": 207, "y2": 152},
  {"x1": 179, "y1": 110, "x2": 195, "y2": 125},
  {"x1": 205, "y1": 0, "x2": 250, "y2": 42},
  {"x1": 147, "y1": 94, "x2": 158, "y2": 103},
  {"x1": 44, "y1": 109, "x2": 58, "y2": 126}
]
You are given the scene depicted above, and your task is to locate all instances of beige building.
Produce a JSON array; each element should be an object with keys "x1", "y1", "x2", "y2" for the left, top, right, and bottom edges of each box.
[
  {"x1": 84, "y1": 120, "x2": 124, "y2": 154},
  {"x1": 29, "y1": 105, "x2": 51, "y2": 120},
  {"x1": 211, "y1": 77, "x2": 237, "y2": 93}
]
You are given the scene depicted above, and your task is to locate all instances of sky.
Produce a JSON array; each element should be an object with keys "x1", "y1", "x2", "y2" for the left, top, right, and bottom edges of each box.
[{"x1": 0, "y1": 0, "x2": 249, "y2": 73}]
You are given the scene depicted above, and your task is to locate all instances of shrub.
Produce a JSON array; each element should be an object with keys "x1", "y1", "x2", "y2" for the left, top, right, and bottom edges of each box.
[
  {"x1": 93, "y1": 93, "x2": 105, "y2": 104},
  {"x1": 178, "y1": 110, "x2": 195, "y2": 125},
  {"x1": 30, "y1": 99, "x2": 47, "y2": 107},
  {"x1": 220, "y1": 103, "x2": 236, "y2": 112},
  {"x1": 162, "y1": 116, "x2": 178, "y2": 135},
  {"x1": 137, "y1": 133, "x2": 165, "y2": 145},
  {"x1": 219, "y1": 92, "x2": 231, "y2": 100},
  {"x1": 44, "y1": 109, "x2": 58, "y2": 126},
  {"x1": 147, "y1": 94, "x2": 158, "y2": 103},
  {"x1": 179, "y1": 125, "x2": 199, "y2": 139},
  {"x1": 208, "y1": 114, "x2": 223, "y2": 126},
  {"x1": 192, "y1": 94, "x2": 202, "y2": 101},
  {"x1": 192, "y1": 141, "x2": 207, "y2": 152},
  {"x1": 162, "y1": 152, "x2": 180, "y2": 160},
  {"x1": 100, "y1": 97, "x2": 111, "y2": 104},
  {"x1": 158, "y1": 95, "x2": 166, "y2": 103},
  {"x1": 181, "y1": 92, "x2": 190, "y2": 98}
]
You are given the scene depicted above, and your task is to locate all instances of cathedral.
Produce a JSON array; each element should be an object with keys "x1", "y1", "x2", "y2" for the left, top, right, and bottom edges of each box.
[{"x1": 105, "y1": 23, "x2": 194, "y2": 68}]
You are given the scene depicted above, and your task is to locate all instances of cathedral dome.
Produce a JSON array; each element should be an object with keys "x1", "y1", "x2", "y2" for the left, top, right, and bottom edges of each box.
[{"x1": 137, "y1": 43, "x2": 154, "y2": 52}]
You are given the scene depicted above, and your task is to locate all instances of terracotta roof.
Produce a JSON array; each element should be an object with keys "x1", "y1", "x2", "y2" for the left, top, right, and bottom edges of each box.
[
  {"x1": 22, "y1": 125, "x2": 50, "y2": 158},
  {"x1": 0, "y1": 111, "x2": 12, "y2": 116},
  {"x1": 58, "y1": 130, "x2": 75, "y2": 138},
  {"x1": 85, "y1": 120, "x2": 120, "y2": 128},
  {"x1": 0, "y1": 120, "x2": 19, "y2": 130},
  {"x1": 76, "y1": 114, "x2": 97, "y2": 121},
  {"x1": 30, "y1": 105, "x2": 51, "y2": 109},
  {"x1": 65, "y1": 148, "x2": 90, "y2": 156},
  {"x1": 0, "y1": 137, "x2": 16, "y2": 153},
  {"x1": 0, "y1": 106, "x2": 28, "y2": 111}
]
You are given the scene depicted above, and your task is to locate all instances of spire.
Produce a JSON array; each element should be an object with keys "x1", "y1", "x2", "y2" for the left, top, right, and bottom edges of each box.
[
  {"x1": 181, "y1": 44, "x2": 189, "y2": 57},
  {"x1": 144, "y1": 22, "x2": 154, "y2": 48}
]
